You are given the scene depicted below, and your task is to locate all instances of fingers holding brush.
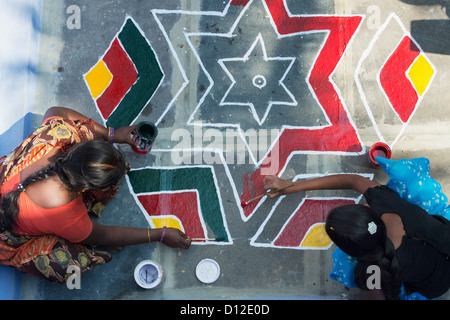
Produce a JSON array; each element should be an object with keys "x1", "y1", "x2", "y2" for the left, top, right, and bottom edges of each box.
[
  {"x1": 241, "y1": 183, "x2": 295, "y2": 208},
  {"x1": 263, "y1": 176, "x2": 296, "y2": 198}
]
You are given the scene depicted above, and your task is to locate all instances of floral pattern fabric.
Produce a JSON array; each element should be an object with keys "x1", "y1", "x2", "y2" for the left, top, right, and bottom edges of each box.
[
  {"x1": 0, "y1": 117, "x2": 114, "y2": 283},
  {"x1": 19, "y1": 238, "x2": 111, "y2": 284}
]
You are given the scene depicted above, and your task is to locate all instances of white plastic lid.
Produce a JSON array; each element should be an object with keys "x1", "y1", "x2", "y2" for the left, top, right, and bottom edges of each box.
[{"x1": 195, "y1": 259, "x2": 220, "y2": 284}]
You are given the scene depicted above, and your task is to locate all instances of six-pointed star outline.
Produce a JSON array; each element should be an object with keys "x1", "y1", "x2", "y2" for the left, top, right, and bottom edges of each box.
[{"x1": 218, "y1": 33, "x2": 297, "y2": 125}]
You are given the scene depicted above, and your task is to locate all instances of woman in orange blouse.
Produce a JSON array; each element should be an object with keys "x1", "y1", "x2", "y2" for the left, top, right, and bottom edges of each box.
[{"x1": 0, "y1": 107, "x2": 191, "y2": 283}]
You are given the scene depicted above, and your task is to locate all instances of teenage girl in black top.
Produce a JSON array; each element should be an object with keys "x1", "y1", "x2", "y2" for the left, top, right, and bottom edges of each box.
[{"x1": 263, "y1": 174, "x2": 450, "y2": 300}]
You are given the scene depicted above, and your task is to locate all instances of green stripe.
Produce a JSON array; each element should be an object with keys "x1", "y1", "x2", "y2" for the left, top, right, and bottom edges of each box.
[
  {"x1": 106, "y1": 18, "x2": 163, "y2": 128},
  {"x1": 128, "y1": 167, "x2": 228, "y2": 241}
]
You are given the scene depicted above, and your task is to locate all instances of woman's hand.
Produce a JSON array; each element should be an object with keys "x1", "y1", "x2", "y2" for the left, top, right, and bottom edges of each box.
[
  {"x1": 160, "y1": 227, "x2": 192, "y2": 249},
  {"x1": 113, "y1": 126, "x2": 139, "y2": 148},
  {"x1": 263, "y1": 175, "x2": 295, "y2": 198}
]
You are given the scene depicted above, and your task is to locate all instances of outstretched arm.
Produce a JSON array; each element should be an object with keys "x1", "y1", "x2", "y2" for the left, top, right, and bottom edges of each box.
[
  {"x1": 80, "y1": 221, "x2": 192, "y2": 249},
  {"x1": 43, "y1": 107, "x2": 138, "y2": 148},
  {"x1": 263, "y1": 174, "x2": 379, "y2": 198}
]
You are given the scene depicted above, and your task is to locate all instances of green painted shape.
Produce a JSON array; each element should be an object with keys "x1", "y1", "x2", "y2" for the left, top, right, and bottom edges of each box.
[
  {"x1": 128, "y1": 167, "x2": 228, "y2": 241},
  {"x1": 106, "y1": 18, "x2": 163, "y2": 129}
]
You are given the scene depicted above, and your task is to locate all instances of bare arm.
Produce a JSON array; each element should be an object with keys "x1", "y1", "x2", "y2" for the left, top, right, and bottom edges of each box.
[
  {"x1": 80, "y1": 221, "x2": 192, "y2": 249},
  {"x1": 43, "y1": 107, "x2": 138, "y2": 147},
  {"x1": 263, "y1": 174, "x2": 380, "y2": 198}
]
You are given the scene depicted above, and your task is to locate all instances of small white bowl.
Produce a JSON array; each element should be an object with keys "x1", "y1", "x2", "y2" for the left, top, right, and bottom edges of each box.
[
  {"x1": 134, "y1": 260, "x2": 165, "y2": 289},
  {"x1": 196, "y1": 259, "x2": 220, "y2": 284}
]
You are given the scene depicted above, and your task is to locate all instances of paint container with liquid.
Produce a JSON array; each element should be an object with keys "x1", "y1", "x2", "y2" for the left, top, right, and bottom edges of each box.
[
  {"x1": 195, "y1": 259, "x2": 220, "y2": 284},
  {"x1": 134, "y1": 260, "x2": 165, "y2": 289},
  {"x1": 368, "y1": 142, "x2": 391, "y2": 168},
  {"x1": 131, "y1": 121, "x2": 158, "y2": 154}
]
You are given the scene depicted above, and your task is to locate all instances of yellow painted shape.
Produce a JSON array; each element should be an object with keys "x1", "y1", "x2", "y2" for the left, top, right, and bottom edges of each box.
[
  {"x1": 84, "y1": 60, "x2": 113, "y2": 99},
  {"x1": 151, "y1": 217, "x2": 182, "y2": 231},
  {"x1": 48, "y1": 124, "x2": 71, "y2": 139},
  {"x1": 408, "y1": 54, "x2": 434, "y2": 96},
  {"x1": 300, "y1": 223, "x2": 332, "y2": 248}
]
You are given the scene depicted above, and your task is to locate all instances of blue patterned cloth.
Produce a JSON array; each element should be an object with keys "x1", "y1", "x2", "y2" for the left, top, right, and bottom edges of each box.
[{"x1": 329, "y1": 157, "x2": 450, "y2": 300}]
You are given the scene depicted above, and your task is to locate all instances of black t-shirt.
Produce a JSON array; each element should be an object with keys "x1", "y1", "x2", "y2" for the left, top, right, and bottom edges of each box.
[{"x1": 364, "y1": 185, "x2": 450, "y2": 299}]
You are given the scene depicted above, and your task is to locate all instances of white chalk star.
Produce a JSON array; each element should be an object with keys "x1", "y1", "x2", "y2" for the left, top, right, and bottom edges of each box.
[{"x1": 218, "y1": 33, "x2": 297, "y2": 125}]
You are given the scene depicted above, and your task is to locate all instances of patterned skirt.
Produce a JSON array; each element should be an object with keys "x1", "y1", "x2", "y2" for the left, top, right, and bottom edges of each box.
[
  {"x1": 18, "y1": 238, "x2": 111, "y2": 284},
  {"x1": 0, "y1": 117, "x2": 117, "y2": 283}
]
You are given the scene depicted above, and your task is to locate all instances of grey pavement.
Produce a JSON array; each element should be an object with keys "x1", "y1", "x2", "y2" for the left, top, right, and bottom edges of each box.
[{"x1": 7, "y1": 0, "x2": 450, "y2": 300}]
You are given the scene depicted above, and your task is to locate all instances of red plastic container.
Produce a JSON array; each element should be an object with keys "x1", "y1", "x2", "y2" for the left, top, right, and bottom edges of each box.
[{"x1": 368, "y1": 142, "x2": 391, "y2": 168}]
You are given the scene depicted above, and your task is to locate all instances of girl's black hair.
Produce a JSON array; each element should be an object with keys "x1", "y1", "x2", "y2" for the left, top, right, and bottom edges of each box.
[
  {"x1": 325, "y1": 204, "x2": 402, "y2": 300},
  {"x1": 0, "y1": 140, "x2": 127, "y2": 232}
]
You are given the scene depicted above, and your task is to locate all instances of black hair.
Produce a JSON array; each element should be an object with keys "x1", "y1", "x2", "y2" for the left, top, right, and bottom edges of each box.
[
  {"x1": 0, "y1": 140, "x2": 127, "y2": 232},
  {"x1": 325, "y1": 204, "x2": 402, "y2": 300}
]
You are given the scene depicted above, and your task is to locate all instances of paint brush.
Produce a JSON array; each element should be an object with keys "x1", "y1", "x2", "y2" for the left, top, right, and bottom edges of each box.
[
  {"x1": 191, "y1": 236, "x2": 225, "y2": 242},
  {"x1": 241, "y1": 183, "x2": 295, "y2": 208}
]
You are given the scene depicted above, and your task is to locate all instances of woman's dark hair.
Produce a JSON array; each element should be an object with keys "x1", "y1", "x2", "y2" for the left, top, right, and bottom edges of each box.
[
  {"x1": 0, "y1": 140, "x2": 127, "y2": 232},
  {"x1": 325, "y1": 204, "x2": 402, "y2": 300}
]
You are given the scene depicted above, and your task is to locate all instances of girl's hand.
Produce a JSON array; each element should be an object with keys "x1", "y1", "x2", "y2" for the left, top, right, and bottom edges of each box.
[
  {"x1": 263, "y1": 175, "x2": 294, "y2": 198},
  {"x1": 160, "y1": 228, "x2": 192, "y2": 249}
]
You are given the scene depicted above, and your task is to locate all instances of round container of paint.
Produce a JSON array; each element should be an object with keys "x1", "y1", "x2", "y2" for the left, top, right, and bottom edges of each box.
[
  {"x1": 131, "y1": 121, "x2": 158, "y2": 154},
  {"x1": 134, "y1": 260, "x2": 165, "y2": 289},
  {"x1": 195, "y1": 259, "x2": 220, "y2": 284},
  {"x1": 369, "y1": 142, "x2": 391, "y2": 168}
]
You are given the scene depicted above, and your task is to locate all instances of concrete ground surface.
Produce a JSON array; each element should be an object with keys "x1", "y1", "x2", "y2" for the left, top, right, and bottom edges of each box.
[{"x1": 1, "y1": 0, "x2": 450, "y2": 300}]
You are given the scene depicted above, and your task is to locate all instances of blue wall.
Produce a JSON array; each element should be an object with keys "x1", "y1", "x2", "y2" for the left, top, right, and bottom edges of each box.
[
  {"x1": 0, "y1": 0, "x2": 43, "y2": 300},
  {"x1": 0, "y1": 113, "x2": 35, "y2": 299}
]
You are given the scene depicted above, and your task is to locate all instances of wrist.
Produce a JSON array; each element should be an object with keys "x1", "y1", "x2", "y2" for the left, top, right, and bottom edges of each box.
[
  {"x1": 147, "y1": 227, "x2": 163, "y2": 244},
  {"x1": 160, "y1": 226, "x2": 167, "y2": 243},
  {"x1": 107, "y1": 127, "x2": 115, "y2": 144}
]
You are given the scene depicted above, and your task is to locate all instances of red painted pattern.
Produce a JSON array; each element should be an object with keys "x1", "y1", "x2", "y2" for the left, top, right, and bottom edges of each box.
[
  {"x1": 97, "y1": 38, "x2": 138, "y2": 120},
  {"x1": 379, "y1": 36, "x2": 420, "y2": 123},
  {"x1": 137, "y1": 192, "x2": 206, "y2": 239},
  {"x1": 230, "y1": 0, "x2": 251, "y2": 6},
  {"x1": 241, "y1": 0, "x2": 363, "y2": 218},
  {"x1": 273, "y1": 198, "x2": 355, "y2": 247}
]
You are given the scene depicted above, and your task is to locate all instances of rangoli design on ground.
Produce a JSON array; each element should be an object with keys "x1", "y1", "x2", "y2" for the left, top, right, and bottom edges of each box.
[{"x1": 83, "y1": 1, "x2": 435, "y2": 249}]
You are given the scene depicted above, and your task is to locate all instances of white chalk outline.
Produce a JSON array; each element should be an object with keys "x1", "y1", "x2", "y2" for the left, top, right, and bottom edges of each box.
[
  {"x1": 252, "y1": 75, "x2": 267, "y2": 89},
  {"x1": 217, "y1": 33, "x2": 297, "y2": 126},
  {"x1": 354, "y1": 13, "x2": 436, "y2": 148},
  {"x1": 250, "y1": 173, "x2": 373, "y2": 249},
  {"x1": 125, "y1": 151, "x2": 235, "y2": 245},
  {"x1": 144, "y1": 1, "x2": 367, "y2": 249},
  {"x1": 153, "y1": 0, "x2": 365, "y2": 168},
  {"x1": 130, "y1": 189, "x2": 212, "y2": 245},
  {"x1": 83, "y1": 16, "x2": 165, "y2": 127}
]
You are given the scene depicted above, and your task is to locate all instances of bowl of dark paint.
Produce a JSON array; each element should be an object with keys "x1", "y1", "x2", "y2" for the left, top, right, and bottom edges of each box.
[
  {"x1": 131, "y1": 121, "x2": 158, "y2": 154},
  {"x1": 369, "y1": 142, "x2": 391, "y2": 168}
]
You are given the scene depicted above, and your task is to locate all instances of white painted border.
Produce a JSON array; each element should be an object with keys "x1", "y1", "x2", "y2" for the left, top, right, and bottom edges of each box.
[
  {"x1": 82, "y1": 16, "x2": 165, "y2": 126},
  {"x1": 125, "y1": 151, "x2": 234, "y2": 245},
  {"x1": 250, "y1": 173, "x2": 373, "y2": 249},
  {"x1": 153, "y1": 0, "x2": 366, "y2": 169},
  {"x1": 354, "y1": 13, "x2": 436, "y2": 148}
]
